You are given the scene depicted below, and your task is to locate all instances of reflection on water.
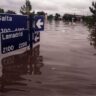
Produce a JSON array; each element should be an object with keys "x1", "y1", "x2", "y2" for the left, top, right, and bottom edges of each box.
[
  {"x1": 0, "y1": 44, "x2": 43, "y2": 92},
  {"x1": 0, "y1": 21, "x2": 96, "y2": 95}
]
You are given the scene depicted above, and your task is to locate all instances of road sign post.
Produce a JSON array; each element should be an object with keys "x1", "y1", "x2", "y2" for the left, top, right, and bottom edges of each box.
[
  {"x1": 29, "y1": 14, "x2": 34, "y2": 49},
  {"x1": 0, "y1": 13, "x2": 45, "y2": 54}
]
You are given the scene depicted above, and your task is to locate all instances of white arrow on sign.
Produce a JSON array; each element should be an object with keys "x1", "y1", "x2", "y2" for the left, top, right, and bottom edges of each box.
[{"x1": 36, "y1": 19, "x2": 44, "y2": 29}]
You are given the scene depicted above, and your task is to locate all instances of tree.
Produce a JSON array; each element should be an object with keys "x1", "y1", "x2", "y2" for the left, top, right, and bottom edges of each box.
[
  {"x1": 20, "y1": 0, "x2": 32, "y2": 15},
  {"x1": 89, "y1": 2, "x2": 96, "y2": 28},
  {"x1": 54, "y1": 13, "x2": 61, "y2": 20},
  {"x1": 62, "y1": 14, "x2": 77, "y2": 22},
  {"x1": 88, "y1": 2, "x2": 96, "y2": 48},
  {"x1": 47, "y1": 14, "x2": 54, "y2": 20},
  {"x1": 37, "y1": 11, "x2": 45, "y2": 16},
  {"x1": 63, "y1": 14, "x2": 72, "y2": 22},
  {"x1": 6, "y1": 10, "x2": 16, "y2": 14},
  {"x1": 0, "y1": 8, "x2": 4, "y2": 13}
]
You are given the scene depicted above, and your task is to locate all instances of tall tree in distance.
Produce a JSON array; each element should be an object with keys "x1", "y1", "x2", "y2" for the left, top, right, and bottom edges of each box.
[
  {"x1": 0, "y1": 8, "x2": 4, "y2": 13},
  {"x1": 47, "y1": 14, "x2": 54, "y2": 20},
  {"x1": 88, "y1": 2, "x2": 96, "y2": 48},
  {"x1": 54, "y1": 13, "x2": 61, "y2": 20},
  {"x1": 89, "y1": 2, "x2": 96, "y2": 28},
  {"x1": 20, "y1": 0, "x2": 32, "y2": 15}
]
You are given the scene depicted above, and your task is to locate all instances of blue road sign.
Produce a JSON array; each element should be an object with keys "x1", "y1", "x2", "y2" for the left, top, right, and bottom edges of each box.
[
  {"x1": 34, "y1": 16, "x2": 44, "y2": 31},
  {"x1": 1, "y1": 30, "x2": 29, "y2": 54},
  {"x1": 33, "y1": 31, "x2": 40, "y2": 43},
  {"x1": 0, "y1": 13, "x2": 28, "y2": 32}
]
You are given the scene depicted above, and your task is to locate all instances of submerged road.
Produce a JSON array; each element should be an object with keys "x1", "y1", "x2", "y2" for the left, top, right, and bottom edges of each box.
[{"x1": 0, "y1": 21, "x2": 96, "y2": 96}]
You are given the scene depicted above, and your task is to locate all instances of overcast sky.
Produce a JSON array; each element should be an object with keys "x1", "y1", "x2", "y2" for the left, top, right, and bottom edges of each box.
[{"x1": 0, "y1": 0, "x2": 95, "y2": 15}]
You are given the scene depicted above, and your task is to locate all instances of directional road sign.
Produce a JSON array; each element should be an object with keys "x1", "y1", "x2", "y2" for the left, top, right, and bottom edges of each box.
[
  {"x1": 34, "y1": 16, "x2": 44, "y2": 31},
  {"x1": 1, "y1": 30, "x2": 29, "y2": 54},
  {"x1": 33, "y1": 31, "x2": 40, "y2": 43},
  {"x1": 0, "y1": 13, "x2": 28, "y2": 33}
]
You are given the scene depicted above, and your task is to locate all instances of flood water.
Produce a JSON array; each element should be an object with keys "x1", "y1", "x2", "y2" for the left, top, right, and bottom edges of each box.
[{"x1": 0, "y1": 21, "x2": 96, "y2": 96}]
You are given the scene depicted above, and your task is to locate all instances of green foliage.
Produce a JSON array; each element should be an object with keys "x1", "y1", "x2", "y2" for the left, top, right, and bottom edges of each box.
[
  {"x1": 63, "y1": 14, "x2": 79, "y2": 22},
  {"x1": 54, "y1": 13, "x2": 61, "y2": 20},
  {"x1": 89, "y1": 2, "x2": 96, "y2": 15},
  {"x1": 20, "y1": 0, "x2": 32, "y2": 15},
  {"x1": 47, "y1": 14, "x2": 54, "y2": 20},
  {"x1": 63, "y1": 14, "x2": 73, "y2": 22},
  {"x1": 0, "y1": 8, "x2": 4, "y2": 13},
  {"x1": 6, "y1": 10, "x2": 16, "y2": 14},
  {"x1": 88, "y1": 2, "x2": 96, "y2": 48},
  {"x1": 37, "y1": 11, "x2": 45, "y2": 16},
  {"x1": 83, "y1": 16, "x2": 93, "y2": 27},
  {"x1": 0, "y1": 8, "x2": 16, "y2": 14}
]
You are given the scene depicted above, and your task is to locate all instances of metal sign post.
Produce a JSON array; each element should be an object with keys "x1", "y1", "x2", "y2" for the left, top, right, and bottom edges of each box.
[{"x1": 29, "y1": 14, "x2": 35, "y2": 49}]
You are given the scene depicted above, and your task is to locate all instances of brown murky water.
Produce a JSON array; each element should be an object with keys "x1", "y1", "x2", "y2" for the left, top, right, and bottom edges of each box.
[{"x1": 0, "y1": 21, "x2": 96, "y2": 96}]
